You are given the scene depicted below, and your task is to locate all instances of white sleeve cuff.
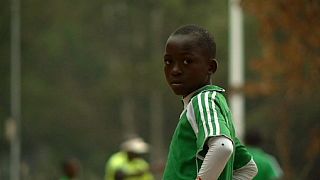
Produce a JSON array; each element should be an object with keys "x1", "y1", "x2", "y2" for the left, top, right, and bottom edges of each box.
[{"x1": 233, "y1": 158, "x2": 258, "y2": 180}]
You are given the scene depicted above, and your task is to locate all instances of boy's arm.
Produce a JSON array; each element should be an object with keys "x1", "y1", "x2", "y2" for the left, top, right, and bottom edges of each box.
[
  {"x1": 233, "y1": 137, "x2": 258, "y2": 179},
  {"x1": 233, "y1": 159, "x2": 257, "y2": 180},
  {"x1": 197, "y1": 136, "x2": 233, "y2": 180}
]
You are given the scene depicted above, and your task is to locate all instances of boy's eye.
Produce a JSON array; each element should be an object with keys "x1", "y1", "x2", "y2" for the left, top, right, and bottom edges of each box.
[
  {"x1": 164, "y1": 59, "x2": 171, "y2": 65},
  {"x1": 183, "y1": 59, "x2": 192, "y2": 65}
]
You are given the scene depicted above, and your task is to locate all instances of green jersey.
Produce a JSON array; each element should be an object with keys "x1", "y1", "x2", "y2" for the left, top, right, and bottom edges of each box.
[
  {"x1": 163, "y1": 85, "x2": 252, "y2": 180},
  {"x1": 247, "y1": 147, "x2": 283, "y2": 180}
]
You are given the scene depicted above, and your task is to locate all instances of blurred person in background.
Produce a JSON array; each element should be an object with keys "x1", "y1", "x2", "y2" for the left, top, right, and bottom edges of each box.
[
  {"x1": 105, "y1": 136, "x2": 154, "y2": 180},
  {"x1": 60, "y1": 157, "x2": 80, "y2": 180},
  {"x1": 245, "y1": 129, "x2": 283, "y2": 180}
]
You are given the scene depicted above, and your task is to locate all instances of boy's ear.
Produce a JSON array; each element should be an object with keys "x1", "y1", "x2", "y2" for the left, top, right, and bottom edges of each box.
[{"x1": 208, "y1": 58, "x2": 218, "y2": 74}]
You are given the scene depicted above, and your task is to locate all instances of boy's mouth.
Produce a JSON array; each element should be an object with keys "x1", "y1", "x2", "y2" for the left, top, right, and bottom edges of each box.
[
  {"x1": 170, "y1": 82, "x2": 184, "y2": 88},
  {"x1": 170, "y1": 81, "x2": 183, "y2": 85}
]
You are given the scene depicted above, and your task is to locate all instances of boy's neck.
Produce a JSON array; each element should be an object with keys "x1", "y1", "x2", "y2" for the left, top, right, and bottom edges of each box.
[{"x1": 183, "y1": 84, "x2": 212, "y2": 108}]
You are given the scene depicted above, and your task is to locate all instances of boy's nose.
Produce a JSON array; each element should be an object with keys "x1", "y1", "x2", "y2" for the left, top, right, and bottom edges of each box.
[{"x1": 171, "y1": 63, "x2": 182, "y2": 75}]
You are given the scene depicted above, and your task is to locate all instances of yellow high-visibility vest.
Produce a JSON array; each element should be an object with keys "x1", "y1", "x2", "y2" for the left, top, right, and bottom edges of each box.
[{"x1": 105, "y1": 151, "x2": 154, "y2": 180}]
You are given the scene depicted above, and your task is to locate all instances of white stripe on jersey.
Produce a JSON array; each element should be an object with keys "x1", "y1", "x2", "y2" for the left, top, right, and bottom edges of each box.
[
  {"x1": 197, "y1": 93, "x2": 208, "y2": 137},
  {"x1": 204, "y1": 92, "x2": 214, "y2": 136},
  {"x1": 186, "y1": 101, "x2": 198, "y2": 137},
  {"x1": 211, "y1": 92, "x2": 220, "y2": 135},
  {"x1": 179, "y1": 108, "x2": 187, "y2": 119}
]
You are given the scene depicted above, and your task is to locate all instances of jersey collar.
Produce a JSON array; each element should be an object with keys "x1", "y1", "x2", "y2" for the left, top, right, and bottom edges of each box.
[{"x1": 182, "y1": 85, "x2": 225, "y2": 108}]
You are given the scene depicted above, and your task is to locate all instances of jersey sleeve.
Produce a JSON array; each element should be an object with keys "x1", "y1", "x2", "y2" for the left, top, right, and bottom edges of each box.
[
  {"x1": 191, "y1": 91, "x2": 233, "y2": 157},
  {"x1": 233, "y1": 137, "x2": 253, "y2": 170}
]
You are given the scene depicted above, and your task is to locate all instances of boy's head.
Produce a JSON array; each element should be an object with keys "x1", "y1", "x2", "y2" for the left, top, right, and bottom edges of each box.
[{"x1": 163, "y1": 24, "x2": 217, "y2": 97}]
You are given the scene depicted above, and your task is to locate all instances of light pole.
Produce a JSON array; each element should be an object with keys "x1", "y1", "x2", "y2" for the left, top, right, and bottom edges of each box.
[{"x1": 228, "y1": 0, "x2": 245, "y2": 139}]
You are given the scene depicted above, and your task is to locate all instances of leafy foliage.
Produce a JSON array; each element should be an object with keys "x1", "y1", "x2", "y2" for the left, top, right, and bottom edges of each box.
[{"x1": 243, "y1": 0, "x2": 320, "y2": 179}]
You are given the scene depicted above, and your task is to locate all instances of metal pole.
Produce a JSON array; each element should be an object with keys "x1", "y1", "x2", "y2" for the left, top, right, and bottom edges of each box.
[
  {"x1": 150, "y1": 7, "x2": 165, "y2": 178},
  {"x1": 228, "y1": 0, "x2": 245, "y2": 139},
  {"x1": 150, "y1": 90, "x2": 165, "y2": 178},
  {"x1": 10, "y1": 0, "x2": 21, "y2": 179}
]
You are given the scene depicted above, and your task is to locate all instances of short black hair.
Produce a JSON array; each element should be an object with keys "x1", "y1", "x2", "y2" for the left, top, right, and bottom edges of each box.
[{"x1": 171, "y1": 24, "x2": 216, "y2": 58}]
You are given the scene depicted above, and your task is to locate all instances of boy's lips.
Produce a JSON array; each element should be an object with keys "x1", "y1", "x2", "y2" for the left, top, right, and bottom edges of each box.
[{"x1": 170, "y1": 81, "x2": 184, "y2": 87}]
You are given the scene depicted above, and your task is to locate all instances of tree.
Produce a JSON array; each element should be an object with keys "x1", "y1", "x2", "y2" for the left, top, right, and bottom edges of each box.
[{"x1": 243, "y1": 0, "x2": 320, "y2": 179}]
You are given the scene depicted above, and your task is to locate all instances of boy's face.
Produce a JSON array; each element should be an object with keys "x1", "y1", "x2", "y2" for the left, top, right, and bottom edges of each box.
[{"x1": 163, "y1": 34, "x2": 216, "y2": 97}]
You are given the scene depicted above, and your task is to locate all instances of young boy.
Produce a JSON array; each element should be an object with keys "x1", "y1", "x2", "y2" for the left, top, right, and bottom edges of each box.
[{"x1": 162, "y1": 24, "x2": 258, "y2": 180}]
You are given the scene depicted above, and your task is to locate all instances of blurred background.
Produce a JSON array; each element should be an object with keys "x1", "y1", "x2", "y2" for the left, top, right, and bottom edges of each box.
[{"x1": 0, "y1": 0, "x2": 319, "y2": 179}]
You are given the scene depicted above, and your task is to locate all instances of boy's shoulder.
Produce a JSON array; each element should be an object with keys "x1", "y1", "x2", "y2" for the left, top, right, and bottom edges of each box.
[
  {"x1": 193, "y1": 85, "x2": 225, "y2": 97},
  {"x1": 202, "y1": 85, "x2": 225, "y2": 92},
  {"x1": 188, "y1": 85, "x2": 227, "y2": 106}
]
